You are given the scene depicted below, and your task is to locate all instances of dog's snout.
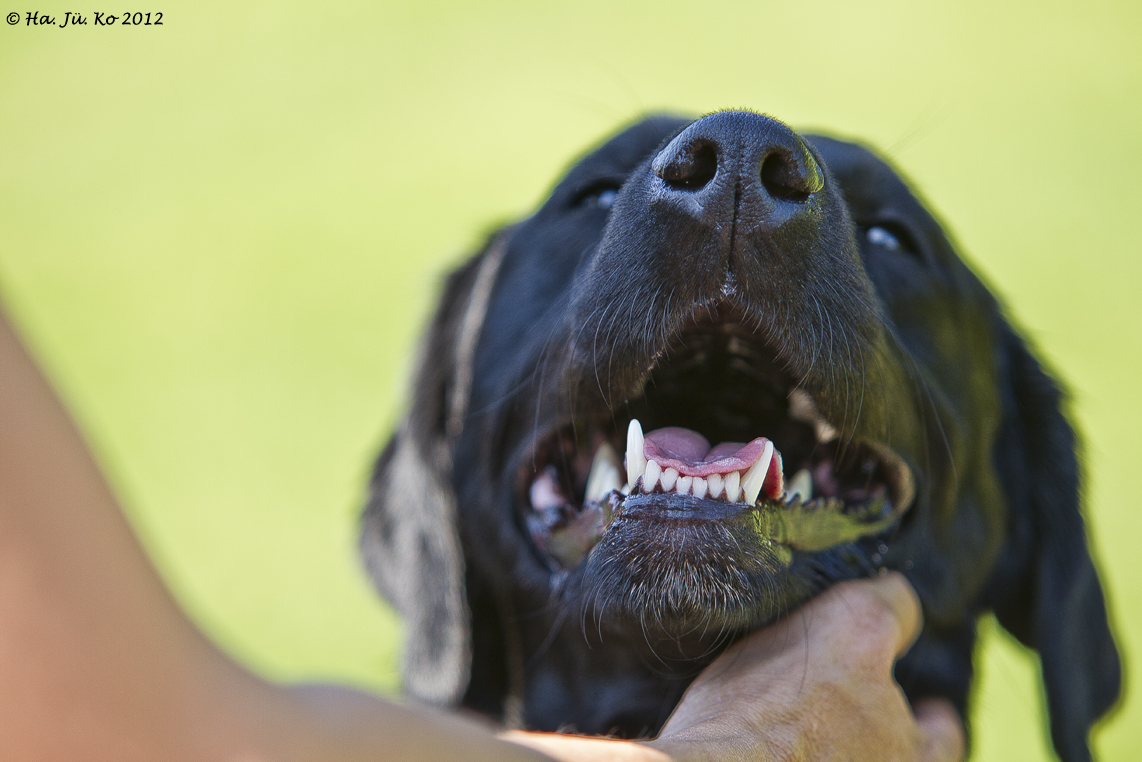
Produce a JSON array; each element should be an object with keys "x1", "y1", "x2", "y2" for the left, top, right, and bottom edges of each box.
[{"x1": 651, "y1": 111, "x2": 824, "y2": 229}]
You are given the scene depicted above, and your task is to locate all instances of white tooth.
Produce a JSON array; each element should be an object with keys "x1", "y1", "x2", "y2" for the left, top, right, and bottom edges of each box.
[
  {"x1": 626, "y1": 419, "x2": 646, "y2": 488},
  {"x1": 724, "y1": 471, "x2": 741, "y2": 502},
  {"x1": 707, "y1": 473, "x2": 724, "y2": 499},
  {"x1": 786, "y1": 468, "x2": 812, "y2": 503},
  {"x1": 692, "y1": 476, "x2": 708, "y2": 499},
  {"x1": 643, "y1": 459, "x2": 662, "y2": 493},
  {"x1": 788, "y1": 389, "x2": 818, "y2": 424},
  {"x1": 741, "y1": 441, "x2": 775, "y2": 506},
  {"x1": 621, "y1": 483, "x2": 630, "y2": 495},
  {"x1": 789, "y1": 388, "x2": 838, "y2": 444},
  {"x1": 585, "y1": 442, "x2": 623, "y2": 502},
  {"x1": 676, "y1": 475, "x2": 693, "y2": 495},
  {"x1": 660, "y1": 467, "x2": 679, "y2": 491}
]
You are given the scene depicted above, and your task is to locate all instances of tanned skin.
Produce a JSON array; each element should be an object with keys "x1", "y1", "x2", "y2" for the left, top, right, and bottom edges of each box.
[{"x1": 0, "y1": 305, "x2": 961, "y2": 761}]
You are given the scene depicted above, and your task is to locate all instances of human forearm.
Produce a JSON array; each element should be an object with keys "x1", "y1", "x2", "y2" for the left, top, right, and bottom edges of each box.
[{"x1": 0, "y1": 307, "x2": 552, "y2": 762}]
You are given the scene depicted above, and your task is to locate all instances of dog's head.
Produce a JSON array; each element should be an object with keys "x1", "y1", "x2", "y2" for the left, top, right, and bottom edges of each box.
[{"x1": 362, "y1": 111, "x2": 1119, "y2": 760}]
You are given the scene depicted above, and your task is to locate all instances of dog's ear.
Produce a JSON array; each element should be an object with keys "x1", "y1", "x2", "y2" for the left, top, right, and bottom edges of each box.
[
  {"x1": 989, "y1": 322, "x2": 1121, "y2": 762},
  {"x1": 360, "y1": 230, "x2": 511, "y2": 706}
]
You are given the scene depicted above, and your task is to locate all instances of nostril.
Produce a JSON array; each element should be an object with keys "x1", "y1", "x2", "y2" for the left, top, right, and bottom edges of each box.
[
  {"x1": 657, "y1": 140, "x2": 718, "y2": 191},
  {"x1": 760, "y1": 146, "x2": 824, "y2": 201}
]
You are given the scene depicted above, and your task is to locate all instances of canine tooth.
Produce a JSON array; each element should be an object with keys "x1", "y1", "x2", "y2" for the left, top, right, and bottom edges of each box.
[
  {"x1": 724, "y1": 471, "x2": 741, "y2": 502},
  {"x1": 676, "y1": 475, "x2": 693, "y2": 495},
  {"x1": 785, "y1": 468, "x2": 812, "y2": 503},
  {"x1": 692, "y1": 476, "x2": 708, "y2": 499},
  {"x1": 816, "y1": 421, "x2": 838, "y2": 444},
  {"x1": 788, "y1": 389, "x2": 839, "y2": 444},
  {"x1": 584, "y1": 442, "x2": 623, "y2": 502},
  {"x1": 707, "y1": 473, "x2": 724, "y2": 499},
  {"x1": 741, "y1": 441, "x2": 775, "y2": 506},
  {"x1": 660, "y1": 467, "x2": 679, "y2": 492},
  {"x1": 625, "y1": 419, "x2": 646, "y2": 488},
  {"x1": 788, "y1": 389, "x2": 818, "y2": 423},
  {"x1": 643, "y1": 459, "x2": 662, "y2": 493}
]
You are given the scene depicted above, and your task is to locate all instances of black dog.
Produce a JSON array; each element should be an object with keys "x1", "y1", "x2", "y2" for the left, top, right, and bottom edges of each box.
[{"x1": 361, "y1": 111, "x2": 1120, "y2": 761}]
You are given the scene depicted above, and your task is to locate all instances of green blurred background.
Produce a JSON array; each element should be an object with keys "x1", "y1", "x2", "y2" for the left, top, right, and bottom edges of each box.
[{"x1": 1, "y1": 1, "x2": 1138, "y2": 758}]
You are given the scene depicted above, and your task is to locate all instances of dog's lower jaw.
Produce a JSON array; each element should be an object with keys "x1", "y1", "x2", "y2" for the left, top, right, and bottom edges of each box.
[{"x1": 576, "y1": 527, "x2": 881, "y2": 636}]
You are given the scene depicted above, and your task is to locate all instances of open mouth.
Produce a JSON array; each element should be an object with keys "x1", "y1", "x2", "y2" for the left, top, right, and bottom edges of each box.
[{"x1": 523, "y1": 307, "x2": 915, "y2": 571}]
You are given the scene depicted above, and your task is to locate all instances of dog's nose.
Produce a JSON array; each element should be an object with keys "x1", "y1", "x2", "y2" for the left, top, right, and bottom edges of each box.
[{"x1": 651, "y1": 111, "x2": 823, "y2": 228}]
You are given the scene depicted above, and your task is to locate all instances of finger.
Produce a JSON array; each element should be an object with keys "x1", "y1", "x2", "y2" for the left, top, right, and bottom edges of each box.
[
  {"x1": 914, "y1": 698, "x2": 966, "y2": 762},
  {"x1": 862, "y1": 571, "x2": 923, "y2": 657},
  {"x1": 503, "y1": 730, "x2": 673, "y2": 762}
]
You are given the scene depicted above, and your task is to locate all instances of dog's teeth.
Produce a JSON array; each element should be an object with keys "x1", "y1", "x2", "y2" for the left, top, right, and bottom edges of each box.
[
  {"x1": 584, "y1": 442, "x2": 623, "y2": 503},
  {"x1": 815, "y1": 421, "x2": 838, "y2": 444},
  {"x1": 660, "y1": 467, "x2": 679, "y2": 492},
  {"x1": 676, "y1": 475, "x2": 693, "y2": 495},
  {"x1": 707, "y1": 473, "x2": 724, "y2": 499},
  {"x1": 625, "y1": 419, "x2": 646, "y2": 488},
  {"x1": 785, "y1": 468, "x2": 812, "y2": 503},
  {"x1": 788, "y1": 389, "x2": 839, "y2": 444},
  {"x1": 787, "y1": 389, "x2": 817, "y2": 424},
  {"x1": 741, "y1": 441, "x2": 775, "y2": 506},
  {"x1": 724, "y1": 471, "x2": 741, "y2": 502},
  {"x1": 643, "y1": 459, "x2": 662, "y2": 493},
  {"x1": 692, "y1": 476, "x2": 708, "y2": 499}
]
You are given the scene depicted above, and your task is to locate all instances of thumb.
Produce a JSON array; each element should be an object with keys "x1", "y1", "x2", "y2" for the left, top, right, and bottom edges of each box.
[{"x1": 914, "y1": 698, "x2": 966, "y2": 762}]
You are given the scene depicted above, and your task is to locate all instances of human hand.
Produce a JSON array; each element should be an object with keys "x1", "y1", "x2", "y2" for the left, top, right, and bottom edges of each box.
[{"x1": 645, "y1": 572, "x2": 964, "y2": 762}]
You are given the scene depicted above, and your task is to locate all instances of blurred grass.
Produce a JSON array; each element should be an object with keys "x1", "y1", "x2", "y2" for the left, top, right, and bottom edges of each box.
[{"x1": 0, "y1": 1, "x2": 1138, "y2": 758}]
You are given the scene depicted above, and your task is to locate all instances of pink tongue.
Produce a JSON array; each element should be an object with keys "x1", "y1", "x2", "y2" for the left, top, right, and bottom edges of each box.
[{"x1": 643, "y1": 426, "x2": 772, "y2": 478}]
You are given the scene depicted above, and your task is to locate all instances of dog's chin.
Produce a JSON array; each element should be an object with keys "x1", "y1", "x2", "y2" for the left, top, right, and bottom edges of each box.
[{"x1": 576, "y1": 495, "x2": 799, "y2": 639}]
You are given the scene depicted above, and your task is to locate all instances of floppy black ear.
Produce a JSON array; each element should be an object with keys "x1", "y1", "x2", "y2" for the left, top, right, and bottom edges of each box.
[
  {"x1": 360, "y1": 230, "x2": 511, "y2": 705},
  {"x1": 989, "y1": 323, "x2": 1121, "y2": 762}
]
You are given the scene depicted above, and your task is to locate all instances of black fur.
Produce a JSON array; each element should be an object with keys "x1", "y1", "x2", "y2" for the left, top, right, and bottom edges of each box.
[{"x1": 362, "y1": 111, "x2": 1119, "y2": 760}]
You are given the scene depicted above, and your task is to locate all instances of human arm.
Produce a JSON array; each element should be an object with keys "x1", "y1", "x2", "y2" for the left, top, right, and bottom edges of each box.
[{"x1": 0, "y1": 306, "x2": 550, "y2": 762}]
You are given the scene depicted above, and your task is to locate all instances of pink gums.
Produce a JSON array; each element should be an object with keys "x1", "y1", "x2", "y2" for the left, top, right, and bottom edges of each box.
[{"x1": 643, "y1": 426, "x2": 784, "y2": 498}]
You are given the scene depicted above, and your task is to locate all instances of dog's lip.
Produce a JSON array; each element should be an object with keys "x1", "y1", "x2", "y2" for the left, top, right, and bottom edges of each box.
[
  {"x1": 612, "y1": 489, "x2": 906, "y2": 554},
  {"x1": 618, "y1": 491, "x2": 758, "y2": 521}
]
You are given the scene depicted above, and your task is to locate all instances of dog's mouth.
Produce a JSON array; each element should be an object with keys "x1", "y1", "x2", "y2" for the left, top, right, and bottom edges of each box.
[{"x1": 522, "y1": 308, "x2": 915, "y2": 571}]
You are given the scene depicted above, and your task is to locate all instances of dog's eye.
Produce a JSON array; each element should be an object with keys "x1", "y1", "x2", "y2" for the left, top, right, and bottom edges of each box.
[
  {"x1": 575, "y1": 182, "x2": 621, "y2": 210},
  {"x1": 592, "y1": 189, "x2": 618, "y2": 210},
  {"x1": 866, "y1": 224, "x2": 920, "y2": 258},
  {"x1": 867, "y1": 226, "x2": 900, "y2": 250}
]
